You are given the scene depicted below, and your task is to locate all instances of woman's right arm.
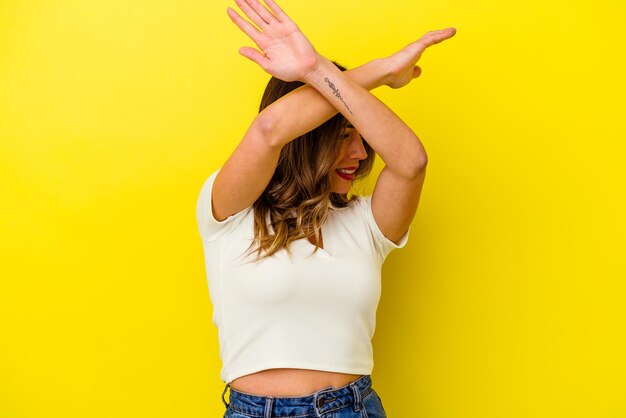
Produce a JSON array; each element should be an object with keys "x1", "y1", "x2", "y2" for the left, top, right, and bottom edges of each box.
[{"x1": 211, "y1": 57, "x2": 388, "y2": 222}]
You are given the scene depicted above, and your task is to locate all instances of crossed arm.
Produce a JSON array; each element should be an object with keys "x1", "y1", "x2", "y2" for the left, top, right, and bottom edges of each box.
[{"x1": 213, "y1": 0, "x2": 455, "y2": 244}]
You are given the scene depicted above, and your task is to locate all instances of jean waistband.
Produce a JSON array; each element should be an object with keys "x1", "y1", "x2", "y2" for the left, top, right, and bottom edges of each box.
[{"x1": 221, "y1": 375, "x2": 372, "y2": 417}]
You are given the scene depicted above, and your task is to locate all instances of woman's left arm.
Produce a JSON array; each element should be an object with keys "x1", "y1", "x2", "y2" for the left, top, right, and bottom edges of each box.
[
  {"x1": 303, "y1": 33, "x2": 455, "y2": 244},
  {"x1": 304, "y1": 54, "x2": 433, "y2": 244}
]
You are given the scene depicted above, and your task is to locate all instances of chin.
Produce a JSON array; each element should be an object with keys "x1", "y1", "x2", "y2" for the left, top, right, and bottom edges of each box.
[
  {"x1": 330, "y1": 179, "x2": 351, "y2": 194},
  {"x1": 331, "y1": 187, "x2": 350, "y2": 194}
]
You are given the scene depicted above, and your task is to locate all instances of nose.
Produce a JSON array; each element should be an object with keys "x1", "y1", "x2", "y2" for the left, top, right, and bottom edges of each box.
[{"x1": 349, "y1": 134, "x2": 368, "y2": 160}]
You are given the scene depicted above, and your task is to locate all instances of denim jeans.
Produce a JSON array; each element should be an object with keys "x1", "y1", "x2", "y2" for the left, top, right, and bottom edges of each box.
[{"x1": 221, "y1": 375, "x2": 387, "y2": 417}]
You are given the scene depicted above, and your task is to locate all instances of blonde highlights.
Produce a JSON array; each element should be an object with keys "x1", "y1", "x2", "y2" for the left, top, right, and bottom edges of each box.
[{"x1": 243, "y1": 62, "x2": 376, "y2": 262}]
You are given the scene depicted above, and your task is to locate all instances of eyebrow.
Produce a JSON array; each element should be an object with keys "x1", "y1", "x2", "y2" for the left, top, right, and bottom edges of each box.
[{"x1": 346, "y1": 124, "x2": 355, "y2": 129}]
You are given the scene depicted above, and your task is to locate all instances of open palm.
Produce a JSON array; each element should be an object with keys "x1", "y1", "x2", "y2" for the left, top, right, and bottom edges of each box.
[{"x1": 227, "y1": 0, "x2": 321, "y2": 82}]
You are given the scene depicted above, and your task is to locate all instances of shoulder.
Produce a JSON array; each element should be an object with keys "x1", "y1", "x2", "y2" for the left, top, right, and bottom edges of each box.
[
  {"x1": 348, "y1": 194, "x2": 371, "y2": 210},
  {"x1": 346, "y1": 193, "x2": 410, "y2": 261},
  {"x1": 329, "y1": 194, "x2": 368, "y2": 212},
  {"x1": 196, "y1": 167, "x2": 253, "y2": 242},
  {"x1": 328, "y1": 195, "x2": 372, "y2": 224}
]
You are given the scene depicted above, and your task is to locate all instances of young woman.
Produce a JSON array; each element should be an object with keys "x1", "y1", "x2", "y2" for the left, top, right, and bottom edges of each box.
[{"x1": 196, "y1": 0, "x2": 455, "y2": 416}]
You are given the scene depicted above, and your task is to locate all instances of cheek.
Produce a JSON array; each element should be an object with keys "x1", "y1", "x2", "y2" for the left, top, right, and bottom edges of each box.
[
  {"x1": 335, "y1": 145, "x2": 349, "y2": 164},
  {"x1": 329, "y1": 170, "x2": 342, "y2": 191},
  {"x1": 329, "y1": 170, "x2": 338, "y2": 184}
]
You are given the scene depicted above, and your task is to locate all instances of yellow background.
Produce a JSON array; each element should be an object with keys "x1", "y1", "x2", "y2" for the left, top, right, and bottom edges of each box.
[{"x1": 1, "y1": 0, "x2": 624, "y2": 417}]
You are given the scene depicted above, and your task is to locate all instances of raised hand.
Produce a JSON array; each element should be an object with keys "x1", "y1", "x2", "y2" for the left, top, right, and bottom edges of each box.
[
  {"x1": 227, "y1": 0, "x2": 321, "y2": 82},
  {"x1": 382, "y1": 28, "x2": 457, "y2": 89}
]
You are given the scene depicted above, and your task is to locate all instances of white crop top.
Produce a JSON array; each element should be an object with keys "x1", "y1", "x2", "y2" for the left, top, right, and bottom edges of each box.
[{"x1": 196, "y1": 168, "x2": 409, "y2": 384}]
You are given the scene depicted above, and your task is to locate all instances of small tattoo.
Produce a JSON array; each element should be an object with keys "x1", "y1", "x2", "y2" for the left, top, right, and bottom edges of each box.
[{"x1": 324, "y1": 77, "x2": 353, "y2": 115}]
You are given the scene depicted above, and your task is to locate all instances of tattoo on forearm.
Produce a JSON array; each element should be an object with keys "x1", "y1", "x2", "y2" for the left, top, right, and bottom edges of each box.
[{"x1": 324, "y1": 77, "x2": 353, "y2": 115}]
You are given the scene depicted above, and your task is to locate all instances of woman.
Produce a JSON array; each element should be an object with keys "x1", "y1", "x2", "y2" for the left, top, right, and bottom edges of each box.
[{"x1": 196, "y1": 0, "x2": 455, "y2": 416}]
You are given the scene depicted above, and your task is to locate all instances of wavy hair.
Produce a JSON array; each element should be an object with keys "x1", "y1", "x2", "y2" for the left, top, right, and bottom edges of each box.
[{"x1": 242, "y1": 61, "x2": 376, "y2": 262}]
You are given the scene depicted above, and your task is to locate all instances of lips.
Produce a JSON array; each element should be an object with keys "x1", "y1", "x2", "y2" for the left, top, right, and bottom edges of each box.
[
  {"x1": 335, "y1": 167, "x2": 356, "y2": 181},
  {"x1": 336, "y1": 172, "x2": 354, "y2": 181}
]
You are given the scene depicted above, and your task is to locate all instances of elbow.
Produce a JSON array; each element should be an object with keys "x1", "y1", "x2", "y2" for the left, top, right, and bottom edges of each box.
[
  {"x1": 408, "y1": 149, "x2": 428, "y2": 179},
  {"x1": 411, "y1": 154, "x2": 428, "y2": 180},
  {"x1": 417, "y1": 151, "x2": 428, "y2": 170},
  {"x1": 393, "y1": 144, "x2": 427, "y2": 180},
  {"x1": 396, "y1": 152, "x2": 427, "y2": 180},
  {"x1": 252, "y1": 110, "x2": 283, "y2": 148}
]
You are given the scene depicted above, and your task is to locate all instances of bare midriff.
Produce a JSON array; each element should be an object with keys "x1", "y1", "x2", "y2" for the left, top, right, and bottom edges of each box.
[{"x1": 228, "y1": 368, "x2": 364, "y2": 397}]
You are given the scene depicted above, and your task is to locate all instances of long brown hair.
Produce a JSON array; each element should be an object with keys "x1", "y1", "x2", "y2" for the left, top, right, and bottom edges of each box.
[{"x1": 243, "y1": 61, "x2": 376, "y2": 262}]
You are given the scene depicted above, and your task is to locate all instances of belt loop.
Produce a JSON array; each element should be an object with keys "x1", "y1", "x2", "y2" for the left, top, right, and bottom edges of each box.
[
  {"x1": 264, "y1": 396, "x2": 274, "y2": 418},
  {"x1": 350, "y1": 382, "x2": 362, "y2": 412},
  {"x1": 221, "y1": 383, "x2": 230, "y2": 408}
]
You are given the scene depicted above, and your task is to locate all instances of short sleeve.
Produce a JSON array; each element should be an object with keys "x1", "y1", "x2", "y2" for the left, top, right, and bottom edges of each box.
[
  {"x1": 358, "y1": 194, "x2": 409, "y2": 262},
  {"x1": 195, "y1": 168, "x2": 252, "y2": 242}
]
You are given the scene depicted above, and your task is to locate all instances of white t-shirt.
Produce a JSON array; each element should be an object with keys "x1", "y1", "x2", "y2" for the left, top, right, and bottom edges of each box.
[{"x1": 196, "y1": 168, "x2": 409, "y2": 384}]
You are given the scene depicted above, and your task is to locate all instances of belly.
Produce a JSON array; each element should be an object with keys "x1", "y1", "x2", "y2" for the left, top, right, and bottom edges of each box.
[{"x1": 228, "y1": 368, "x2": 364, "y2": 397}]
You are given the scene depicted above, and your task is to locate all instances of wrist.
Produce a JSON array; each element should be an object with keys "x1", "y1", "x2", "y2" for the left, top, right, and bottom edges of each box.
[
  {"x1": 302, "y1": 54, "x2": 334, "y2": 84},
  {"x1": 373, "y1": 57, "x2": 393, "y2": 87},
  {"x1": 304, "y1": 56, "x2": 392, "y2": 90}
]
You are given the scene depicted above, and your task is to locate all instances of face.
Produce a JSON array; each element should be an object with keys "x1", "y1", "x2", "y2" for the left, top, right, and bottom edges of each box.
[{"x1": 330, "y1": 124, "x2": 368, "y2": 194}]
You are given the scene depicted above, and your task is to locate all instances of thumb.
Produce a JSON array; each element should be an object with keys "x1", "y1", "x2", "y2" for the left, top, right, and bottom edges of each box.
[
  {"x1": 412, "y1": 66, "x2": 422, "y2": 78},
  {"x1": 239, "y1": 47, "x2": 267, "y2": 68}
]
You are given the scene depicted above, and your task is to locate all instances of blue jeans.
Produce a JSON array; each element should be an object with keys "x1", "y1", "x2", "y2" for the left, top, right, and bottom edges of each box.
[{"x1": 221, "y1": 375, "x2": 387, "y2": 417}]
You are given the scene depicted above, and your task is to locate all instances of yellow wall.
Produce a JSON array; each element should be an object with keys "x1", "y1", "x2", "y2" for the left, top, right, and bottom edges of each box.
[{"x1": 1, "y1": 0, "x2": 624, "y2": 417}]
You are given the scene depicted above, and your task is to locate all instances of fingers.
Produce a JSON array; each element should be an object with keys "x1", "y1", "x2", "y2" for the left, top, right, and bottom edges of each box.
[
  {"x1": 233, "y1": 0, "x2": 268, "y2": 30},
  {"x1": 261, "y1": 0, "x2": 288, "y2": 22},
  {"x1": 419, "y1": 27, "x2": 456, "y2": 49},
  {"x1": 227, "y1": 7, "x2": 263, "y2": 45},
  {"x1": 239, "y1": 46, "x2": 268, "y2": 69},
  {"x1": 403, "y1": 27, "x2": 455, "y2": 57},
  {"x1": 243, "y1": 0, "x2": 277, "y2": 26},
  {"x1": 412, "y1": 66, "x2": 422, "y2": 79}
]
